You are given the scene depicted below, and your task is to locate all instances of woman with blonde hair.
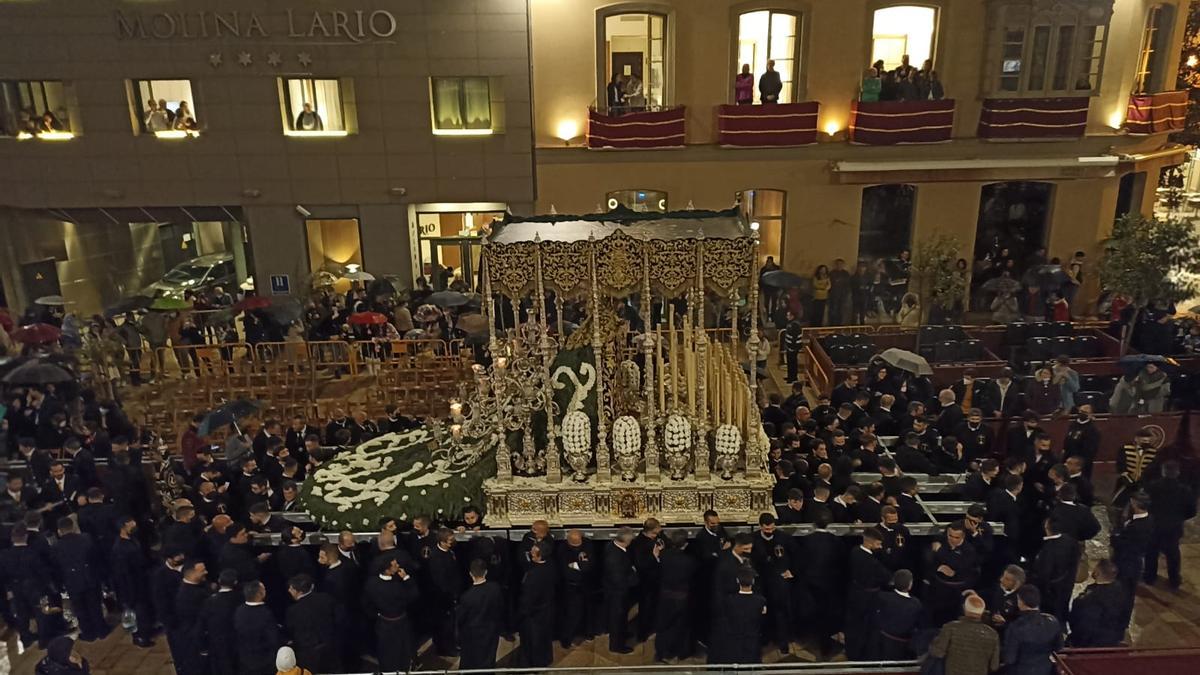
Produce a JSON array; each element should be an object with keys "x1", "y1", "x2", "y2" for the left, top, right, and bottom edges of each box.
[{"x1": 897, "y1": 292, "x2": 921, "y2": 327}]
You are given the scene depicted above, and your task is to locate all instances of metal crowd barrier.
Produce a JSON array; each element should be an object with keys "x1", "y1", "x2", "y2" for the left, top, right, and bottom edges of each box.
[{"x1": 346, "y1": 661, "x2": 922, "y2": 675}]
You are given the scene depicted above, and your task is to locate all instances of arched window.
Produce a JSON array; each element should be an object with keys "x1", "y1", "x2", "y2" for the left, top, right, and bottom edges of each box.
[
  {"x1": 858, "y1": 184, "x2": 915, "y2": 262},
  {"x1": 985, "y1": 0, "x2": 1114, "y2": 96},
  {"x1": 607, "y1": 189, "x2": 667, "y2": 213},
  {"x1": 1134, "y1": 4, "x2": 1174, "y2": 94},
  {"x1": 871, "y1": 5, "x2": 939, "y2": 72},
  {"x1": 599, "y1": 11, "x2": 669, "y2": 112},
  {"x1": 735, "y1": 10, "x2": 801, "y2": 104},
  {"x1": 738, "y1": 189, "x2": 786, "y2": 264}
]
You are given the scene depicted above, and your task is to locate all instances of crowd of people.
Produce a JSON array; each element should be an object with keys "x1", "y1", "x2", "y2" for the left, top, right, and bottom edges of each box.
[
  {"x1": 0, "y1": 350, "x2": 1195, "y2": 675},
  {"x1": 859, "y1": 56, "x2": 945, "y2": 103},
  {"x1": 0, "y1": 107, "x2": 68, "y2": 137},
  {"x1": 142, "y1": 99, "x2": 198, "y2": 133}
]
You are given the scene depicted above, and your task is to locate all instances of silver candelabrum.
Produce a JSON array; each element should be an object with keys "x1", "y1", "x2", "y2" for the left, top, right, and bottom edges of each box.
[{"x1": 449, "y1": 330, "x2": 557, "y2": 477}]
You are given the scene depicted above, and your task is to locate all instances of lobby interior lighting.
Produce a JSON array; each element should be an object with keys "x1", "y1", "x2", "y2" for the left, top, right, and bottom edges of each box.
[
  {"x1": 1107, "y1": 110, "x2": 1125, "y2": 130},
  {"x1": 36, "y1": 131, "x2": 74, "y2": 141},
  {"x1": 154, "y1": 130, "x2": 200, "y2": 139},
  {"x1": 823, "y1": 120, "x2": 842, "y2": 135},
  {"x1": 283, "y1": 129, "x2": 349, "y2": 137},
  {"x1": 431, "y1": 128, "x2": 494, "y2": 137}
]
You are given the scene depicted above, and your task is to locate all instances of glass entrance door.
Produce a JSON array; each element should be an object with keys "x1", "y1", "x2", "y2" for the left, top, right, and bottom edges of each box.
[{"x1": 420, "y1": 237, "x2": 481, "y2": 291}]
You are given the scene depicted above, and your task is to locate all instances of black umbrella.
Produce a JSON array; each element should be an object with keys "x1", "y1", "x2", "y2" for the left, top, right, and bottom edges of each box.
[
  {"x1": 1118, "y1": 354, "x2": 1179, "y2": 375},
  {"x1": 761, "y1": 270, "x2": 811, "y2": 292},
  {"x1": 428, "y1": 291, "x2": 470, "y2": 308},
  {"x1": 262, "y1": 298, "x2": 303, "y2": 325},
  {"x1": 104, "y1": 295, "x2": 153, "y2": 318},
  {"x1": 199, "y1": 399, "x2": 263, "y2": 436},
  {"x1": 2, "y1": 360, "x2": 74, "y2": 385}
]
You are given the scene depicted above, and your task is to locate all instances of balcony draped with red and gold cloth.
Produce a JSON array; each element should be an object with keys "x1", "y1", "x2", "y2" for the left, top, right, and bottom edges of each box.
[
  {"x1": 977, "y1": 97, "x2": 1089, "y2": 139},
  {"x1": 1124, "y1": 90, "x2": 1188, "y2": 135},
  {"x1": 586, "y1": 107, "x2": 686, "y2": 149},
  {"x1": 848, "y1": 99, "x2": 955, "y2": 145},
  {"x1": 715, "y1": 102, "x2": 819, "y2": 147}
]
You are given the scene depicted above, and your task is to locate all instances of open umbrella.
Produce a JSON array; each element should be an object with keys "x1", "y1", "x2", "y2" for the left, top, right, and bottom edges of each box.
[
  {"x1": 456, "y1": 313, "x2": 488, "y2": 336},
  {"x1": 12, "y1": 323, "x2": 61, "y2": 345},
  {"x1": 3, "y1": 360, "x2": 73, "y2": 385},
  {"x1": 981, "y1": 276, "x2": 1022, "y2": 293},
  {"x1": 1118, "y1": 354, "x2": 1180, "y2": 375},
  {"x1": 263, "y1": 297, "x2": 303, "y2": 325},
  {"x1": 150, "y1": 297, "x2": 193, "y2": 311},
  {"x1": 414, "y1": 304, "x2": 442, "y2": 323},
  {"x1": 873, "y1": 347, "x2": 933, "y2": 376},
  {"x1": 427, "y1": 291, "x2": 469, "y2": 308},
  {"x1": 34, "y1": 295, "x2": 65, "y2": 306},
  {"x1": 348, "y1": 312, "x2": 389, "y2": 326},
  {"x1": 760, "y1": 270, "x2": 807, "y2": 289},
  {"x1": 233, "y1": 296, "x2": 271, "y2": 313},
  {"x1": 1023, "y1": 264, "x2": 1070, "y2": 291},
  {"x1": 343, "y1": 270, "x2": 376, "y2": 282},
  {"x1": 104, "y1": 295, "x2": 153, "y2": 318},
  {"x1": 199, "y1": 399, "x2": 264, "y2": 436}
]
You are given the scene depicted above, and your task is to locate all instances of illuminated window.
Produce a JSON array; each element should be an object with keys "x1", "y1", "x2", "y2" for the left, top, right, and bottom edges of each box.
[
  {"x1": 0, "y1": 80, "x2": 72, "y2": 138},
  {"x1": 1134, "y1": 4, "x2": 1174, "y2": 94},
  {"x1": 415, "y1": 210, "x2": 505, "y2": 291},
  {"x1": 738, "y1": 189, "x2": 786, "y2": 264},
  {"x1": 871, "y1": 5, "x2": 937, "y2": 72},
  {"x1": 280, "y1": 78, "x2": 349, "y2": 135},
  {"x1": 430, "y1": 77, "x2": 504, "y2": 135},
  {"x1": 607, "y1": 189, "x2": 667, "y2": 213},
  {"x1": 736, "y1": 10, "x2": 801, "y2": 103},
  {"x1": 131, "y1": 80, "x2": 199, "y2": 137},
  {"x1": 987, "y1": 2, "x2": 1113, "y2": 96},
  {"x1": 305, "y1": 219, "x2": 362, "y2": 275},
  {"x1": 859, "y1": 185, "x2": 915, "y2": 261},
  {"x1": 601, "y1": 12, "x2": 668, "y2": 111}
]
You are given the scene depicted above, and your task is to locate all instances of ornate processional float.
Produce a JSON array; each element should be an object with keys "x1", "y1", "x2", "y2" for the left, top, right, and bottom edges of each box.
[{"x1": 462, "y1": 206, "x2": 774, "y2": 526}]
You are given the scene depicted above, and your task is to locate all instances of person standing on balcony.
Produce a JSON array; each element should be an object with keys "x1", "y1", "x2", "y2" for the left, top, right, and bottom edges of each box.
[
  {"x1": 606, "y1": 73, "x2": 626, "y2": 115},
  {"x1": 759, "y1": 60, "x2": 782, "y2": 104},
  {"x1": 860, "y1": 67, "x2": 881, "y2": 102},
  {"x1": 735, "y1": 64, "x2": 755, "y2": 104}
]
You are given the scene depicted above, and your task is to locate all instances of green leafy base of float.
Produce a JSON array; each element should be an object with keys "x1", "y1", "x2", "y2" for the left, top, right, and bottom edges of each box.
[{"x1": 299, "y1": 428, "x2": 497, "y2": 531}]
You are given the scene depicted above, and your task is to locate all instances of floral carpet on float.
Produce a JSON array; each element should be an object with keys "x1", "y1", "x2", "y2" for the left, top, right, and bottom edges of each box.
[{"x1": 300, "y1": 428, "x2": 497, "y2": 530}]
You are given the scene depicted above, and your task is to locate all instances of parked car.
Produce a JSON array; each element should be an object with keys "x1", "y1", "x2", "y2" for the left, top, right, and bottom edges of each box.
[{"x1": 144, "y1": 252, "x2": 237, "y2": 298}]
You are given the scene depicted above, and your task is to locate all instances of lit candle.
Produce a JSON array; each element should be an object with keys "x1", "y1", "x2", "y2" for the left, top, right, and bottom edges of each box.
[
  {"x1": 472, "y1": 364, "x2": 485, "y2": 377},
  {"x1": 449, "y1": 401, "x2": 463, "y2": 419},
  {"x1": 495, "y1": 356, "x2": 508, "y2": 371},
  {"x1": 451, "y1": 424, "x2": 463, "y2": 440},
  {"x1": 684, "y1": 313, "x2": 695, "y2": 418}
]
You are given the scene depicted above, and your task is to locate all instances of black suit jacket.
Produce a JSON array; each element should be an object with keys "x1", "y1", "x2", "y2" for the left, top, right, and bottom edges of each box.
[
  {"x1": 603, "y1": 543, "x2": 638, "y2": 596},
  {"x1": 233, "y1": 603, "x2": 283, "y2": 673},
  {"x1": 1147, "y1": 477, "x2": 1197, "y2": 537},
  {"x1": 286, "y1": 591, "x2": 342, "y2": 651},
  {"x1": 986, "y1": 490, "x2": 1023, "y2": 544}
]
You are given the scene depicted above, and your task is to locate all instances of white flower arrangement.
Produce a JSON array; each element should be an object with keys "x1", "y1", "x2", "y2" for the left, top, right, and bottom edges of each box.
[
  {"x1": 664, "y1": 414, "x2": 692, "y2": 453},
  {"x1": 562, "y1": 410, "x2": 592, "y2": 454},
  {"x1": 613, "y1": 415, "x2": 642, "y2": 454},
  {"x1": 715, "y1": 424, "x2": 742, "y2": 457}
]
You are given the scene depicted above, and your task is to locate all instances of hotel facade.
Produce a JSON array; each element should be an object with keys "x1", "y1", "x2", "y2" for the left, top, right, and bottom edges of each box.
[{"x1": 0, "y1": 0, "x2": 1188, "y2": 314}]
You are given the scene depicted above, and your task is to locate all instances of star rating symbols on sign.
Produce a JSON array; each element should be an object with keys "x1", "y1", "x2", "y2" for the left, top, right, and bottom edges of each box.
[
  {"x1": 208, "y1": 53, "x2": 223, "y2": 68},
  {"x1": 297, "y1": 52, "x2": 312, "y2": 67},
  {"x1": 267, "y1": 52, "x2": 282, "y2": 67},
  {"x1": 237, "y1": 51, "x2": 253, "y2": 67}
]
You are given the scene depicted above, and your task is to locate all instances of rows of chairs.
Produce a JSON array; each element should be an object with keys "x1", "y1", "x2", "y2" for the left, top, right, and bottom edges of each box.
[
  {"x1": 918, "y1": 339, "x2": 985, "y2": 363},
  {"x1": 1004, "y1": 321, "x2": 1075, "y2": 346},
  {"x1": 1026, "y1": 335, "x2": 1103, "y2": 361},
  {"x1": 821, "y1": 334, "x2": 875, "y2": 366}
]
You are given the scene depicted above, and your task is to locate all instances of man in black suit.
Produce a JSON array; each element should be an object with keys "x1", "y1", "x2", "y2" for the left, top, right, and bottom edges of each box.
[
  {"x1": 830, "y1": 485, "x2": 861, "y2": 524},
  {"x1": 855, "y1": 481, "x2": 886, "y2": 524},
  {"x1": 0, "y1": 524, "x2": 54, "y2": 648},
  {"x1": 805, "y1": 485, "x2": 835, "y2": 523},
  {"x1": 986, "y1": 474, "x2": 1024, "y2": 566},
  {"x1": 962, "y1": 459, "x2": 1001, "y2": 502},
  {"x1": 877, "y1": 505, "x2": 912, "y2": 571},
  {"x1": 1063, "y1": 405, "x2": 1100, "y2": 478},
  {"x1": 603, "y1": 527, "x2": 639, "y2": 653},
  {"x1": 51, "y1": 517, "x2": 108, "y2": 642},
  {"x1": 427, "y1": 527, "x2": 463, "y2": 657},
  {"x1": 557, "y1": 528, "x2": 597, "y2": 648},
  {"x1": 926, "y1": 521, "x2": 980, "y2": 625},
  {"x1": 935, "y1": 389, "x2": 965, "y2": 438},
  {"x1": 762, "y1": 393, "x2": 789, "y2": 429},
  {"x1": 752, "y1": 513, "x2": 799, "y2": 654},
  {"x1": 1064, "y1": 456, "x2": 1095, "y2": 506},
  {"x1": 233, "y1": 581, "x2": 282, "y2": 675},
  {"x1": 0, "y1": 472, "x2": 38, "y2": 512},
  {"x1": 151, "y1": 549, "x2": 186, "y2": 668},
  {"x1": 831, "y1": 372, "x2": 861, "y2": 408},
  {"x1": 1002, "y1": 587, "x2": 1064, "y2": 674},
  {"x1": 219, "y1": 525, "x2": 264, "y2": 583},
  {"x1": 363, "y1": 557, "x2": 419, "y2": 672},
  {"x1": 1110, "y1": 493, "x2": 1153, "y2": 622},
  {"x1": 630, "y1": 518, "x2": 664, "y2": 642},
  {"x1": 458, "y1": 558, "x2": 504, "y2": 670},
  {"x1": 1145, "y1": 461, "x2": 1197, "y2": 589},
  {"x1": 709, "y1": 568, "x2": 765, "y2": 665},
  {"x1": 957, "y1": 408, "x2": 995, "y2": 467},
  {"x1": 1068, "y1": 559, "x2": 1129, "y2": 647},
  {"x1": 952, "y1": 370, "x2": 988, "y2": 416},
  {"x1": 896, "y1": 477, "x2": 927, "y2": 525},
  {"x1": 1033, "y1": 519, "x2": 1078, "y2": 622},
  {"x1": 983, "y1": 564, "x2": 1024, "y2": 631},
  {"x1": 286, "y1": 573, "x2": 342, "y2": 673},
  {"x1": 284, "y1": 415, "x2": 316, "y2": 454},
  {"x1": 802, "y1": 514, "x2": 846, "y2": 657},
  {"x1": 869, "y1": 569, "x2": 924, "y2": 660},
  {"x1": 1048, "y1": 484, "x2": 1100, "y2": 542},
  {"x1": 174, "y1": 559, "x2": 210, "y2": 675},
  {"x1": 895, "y1": 433, "x2": 937, "y2": 475},
  {"x1": 874, "y1": 394, "x2": 900, "y2": 437},
  {"x1": 317, "y1": 543, "x2": 359, "y2": 666},
  {"x1": 655, "y1": 530, "x2": 697, "y2": 662},
  {"x1": 845, "y1": 527, "x2": 892, "y2": 660},
  {"x1": 776, "y1": 488, "x2": 806, "y2": 524},
  {"x1": 1005, "y1": 411, "x2": 1041, "y2": 464},
  {"x1": 989, "y1": 367, "x2": 1023, "y2": 419},
  {"x1": 201, "y1": 570, "x2": 241, "y2": 675},
  {"x1": 109, "y1": 516, "x2": 156, "y2": 648},
  {"x1": 40, "y1": 461, "x2": 79, "y2": 524},
  {"x1": 518, "y1": 543, "x2": 556, "y2": 667},
  {"x1": 63, "y1": 438, "x2": 98, "y2": 490}
]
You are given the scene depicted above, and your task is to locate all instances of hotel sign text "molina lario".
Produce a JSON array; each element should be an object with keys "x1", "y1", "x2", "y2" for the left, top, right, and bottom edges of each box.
[{"x1": 114, "y1": 9, "x2": 400, "y2": 42}]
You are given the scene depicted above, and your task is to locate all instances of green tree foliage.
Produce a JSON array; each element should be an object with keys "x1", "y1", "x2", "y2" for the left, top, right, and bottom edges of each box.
[
  {"x1": 1099, "y1": 214, "x2": 1200, "y2": 311},
  {"x1": 910, "y1": 233, "x2": 966, "y2": 312},
  {"x1": 1172, "y1": 0, "x2": 1200, "y2": 146}
]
